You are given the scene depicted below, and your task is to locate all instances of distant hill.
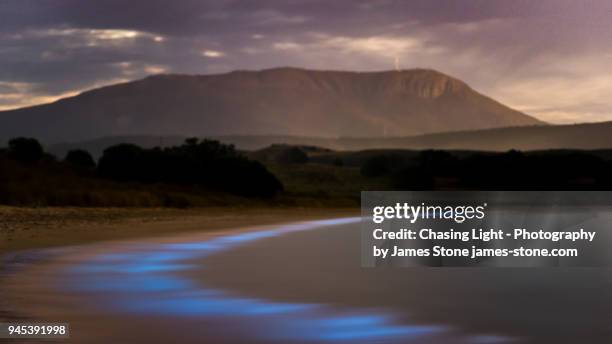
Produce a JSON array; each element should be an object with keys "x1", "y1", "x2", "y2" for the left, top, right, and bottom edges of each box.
[
  {"x1": 338, "y1": 121, "x2": 612, "y2": 151},
  {"x1": 0, "y1": 67, "x2": 542, "y2": 143},
  {"x1": 47, "y1": 121, "x2": 612, "y2": 159},
  {"x1": 220, "y1": 121, "x2": 612, "y2": 152}
]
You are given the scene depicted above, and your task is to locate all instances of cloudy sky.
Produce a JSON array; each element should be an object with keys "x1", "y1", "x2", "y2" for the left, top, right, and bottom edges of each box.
[{"x1": 1, "y1": 0, "x2": 611, "y2": 123}]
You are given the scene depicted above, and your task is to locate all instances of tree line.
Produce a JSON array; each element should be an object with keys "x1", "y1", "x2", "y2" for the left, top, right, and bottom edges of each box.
[
  {"x1": 1, "y1": 137, "x2": 283, "y2": 201},
  {"x1": 361, "y1": 149, "x2": 612, "y2": 190}
]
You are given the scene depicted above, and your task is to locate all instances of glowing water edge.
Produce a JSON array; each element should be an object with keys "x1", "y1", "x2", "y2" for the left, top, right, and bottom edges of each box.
[{"x1": 60, "y1": 218, "x2": 507, "y2": 343}]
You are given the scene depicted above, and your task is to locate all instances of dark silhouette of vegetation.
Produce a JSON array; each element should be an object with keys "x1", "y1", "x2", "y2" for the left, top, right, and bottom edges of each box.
[
  {"x1": 360, "y1": 149, "x2": 612, "y2": 190},
  {"x1": 456, "y1": 150, "x2": 609, "y2": 190},
  {"x1": 3, "y1": 137, "x2": 612, "y2": 207},
  {"x1": 64, "y1": 149, "x2": 96, "y2": 169},
  {"x1": 97, "y1": 138, "x2": 283, "y2": 197},
  {"x1": 392, "y1": 166, "x2": 434, "y2": 190},
  {"x1": 361, "y1": 155, "x2": 395, "y2": 177},
  {"x1": 0, "y1": 137, "x2": 283, "y2": 207},
  {"x1": 8, "y1": 137, "x2": 44, "y2": 162},
  {"x1": 418, "y1": 150, "x2": 458, "y2": 178}
]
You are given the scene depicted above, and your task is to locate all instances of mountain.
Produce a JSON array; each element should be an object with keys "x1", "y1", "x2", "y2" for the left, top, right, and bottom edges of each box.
[
  {"x1": 0, "y1": 68, "x2": 543, "y2": 143},
  {"x1": 48, "y1": 121, "x2": 612, "y2": 159}
]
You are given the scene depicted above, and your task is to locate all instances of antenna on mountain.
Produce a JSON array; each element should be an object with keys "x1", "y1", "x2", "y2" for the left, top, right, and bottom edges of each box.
[{"x1": 394, "y1": 56, "x2": 400, "y2": 71}]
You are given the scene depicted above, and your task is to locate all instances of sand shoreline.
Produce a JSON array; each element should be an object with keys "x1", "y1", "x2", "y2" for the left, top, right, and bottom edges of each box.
[
  {"x1": 0, "y1": 207, "x2": 358, "y2": 330},
  {"x1": 0, "y1": 206, "x2": 358, "y2": 253}
]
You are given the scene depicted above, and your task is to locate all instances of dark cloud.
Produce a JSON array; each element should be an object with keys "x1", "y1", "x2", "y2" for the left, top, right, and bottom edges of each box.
[{"x1": 1, "y1": 0, "x2": 611, "y2": 122}]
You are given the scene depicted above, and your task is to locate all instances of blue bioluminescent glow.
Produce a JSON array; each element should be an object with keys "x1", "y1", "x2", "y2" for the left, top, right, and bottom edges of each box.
[{"x1": 57, "y1": 217, "x2": 510, "y2": 343}]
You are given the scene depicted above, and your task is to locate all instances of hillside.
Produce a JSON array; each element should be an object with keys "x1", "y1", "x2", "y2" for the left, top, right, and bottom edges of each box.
[{"x1": 0, "y1": 68, "x2": 542, "y2": 143}]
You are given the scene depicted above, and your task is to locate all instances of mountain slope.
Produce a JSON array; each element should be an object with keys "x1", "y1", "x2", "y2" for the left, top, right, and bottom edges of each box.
[{"x1": 0, "y1": 67, "x2": 543, "y2": 142}]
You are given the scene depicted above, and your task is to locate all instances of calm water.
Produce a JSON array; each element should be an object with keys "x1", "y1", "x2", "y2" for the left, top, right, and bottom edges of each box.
[{"x1": 53, "y1": 217, "x2": 612, "y2": 343}]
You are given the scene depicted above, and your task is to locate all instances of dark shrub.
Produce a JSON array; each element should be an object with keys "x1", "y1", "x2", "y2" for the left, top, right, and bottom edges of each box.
[
  {"x1": 8, "y1": 137, "x2": 44, "y2": 162},
  {"x1": 391, "y1": 166, "x2": 434, "y2": 190},
  {"x1": 418, "y1": 150, "x2": 458, "y2": 177},
  {"x1": 361, "y1": 155, "x2": 393, "y2": 177},
  {"x1": 65, "y1": 149, "x2": 96, "y2": 169},
  {"x1": 97, "y1": 144, "x2": 146, "y2": 181}
]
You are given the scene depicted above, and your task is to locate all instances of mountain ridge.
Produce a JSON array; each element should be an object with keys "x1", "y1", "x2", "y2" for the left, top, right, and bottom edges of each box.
[{"x1": 0, "y1": 67, "x2": 544, "y2": 142}]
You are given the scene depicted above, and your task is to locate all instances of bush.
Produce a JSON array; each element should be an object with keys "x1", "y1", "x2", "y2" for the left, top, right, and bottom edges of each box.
[
  {"x1": 8, "y1": 137, "x2": 44, "y2": 162},
  {"x1": 65, "y1": 149, "x2": 96, "y2": 169},
  {"x1": 97, "y1": 144, "x2": 146, "y2": 181},
  {"x1": 361, "y1": 155, "x2": 393, "y2": 177}
]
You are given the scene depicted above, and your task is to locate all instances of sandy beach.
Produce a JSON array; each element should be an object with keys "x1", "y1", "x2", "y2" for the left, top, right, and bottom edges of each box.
[
  {"x1": 0, "y1": 206, "x2": 358, "y2": 253},
  {"x1": 0, "y1": 207, "x2": 358, "y2": 329}
]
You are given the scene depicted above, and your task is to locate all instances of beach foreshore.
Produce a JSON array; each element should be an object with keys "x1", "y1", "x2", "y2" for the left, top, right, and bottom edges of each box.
[
  {"x1": 0, "y1": 206, "x2": 358, "y2": 253},
  {"x1": 0, "y1": 206, "x2": 358, "y2": 334}
]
